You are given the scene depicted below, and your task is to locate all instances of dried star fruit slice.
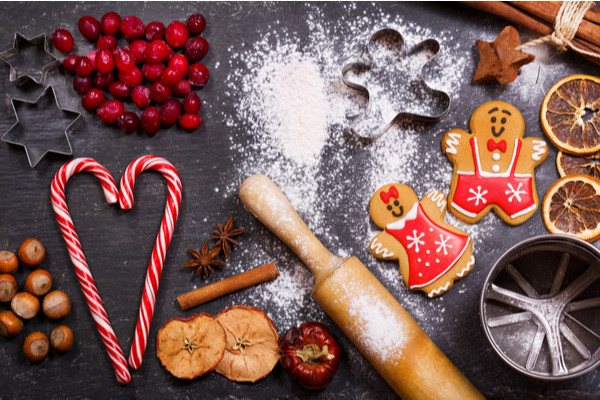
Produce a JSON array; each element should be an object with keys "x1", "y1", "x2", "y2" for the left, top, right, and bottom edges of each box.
[
  {"x1": 542, "y1": 174, "x2": 600, "y2": 241},
  {"x1": 557, "y1": 150, "x2": 600, "y2": 179},
  {"x1": 541, "y1": 74, "x2": 600, "y2": 155},
  {"x1": 215, "y1": 305, "x2": 280, "y2": 382},
  {"x1": 156, "y1": 313, "x2": 226, "y2": 379}
]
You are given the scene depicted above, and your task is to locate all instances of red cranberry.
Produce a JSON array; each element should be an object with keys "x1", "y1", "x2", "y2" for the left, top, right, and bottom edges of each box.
[
  {"x1": 62, "y1": 55, "x2": 79, "y2": 74},
  {"x1": 145, "y1": 21, "x2": 166, "y2": 41},
  {"x1": 186, "y1": 14, "x2": 206, "y2": 36},
  {"x1": 150, "y1": 81, "x2": 172, "y2": 103},
  {"x1": 51, "y1": 28, "x2": 74, "y2": 54},
  {"x1": 179, "y1": 113, "x2": 202, "y2": 131},
  {"x1": 93, "y1": 70, "x2": 117, "y2": 88},
  {"x1": 118, "y1": 66, "x2": 143, "y2": 86},
  {"x1": 161, "y1": 66, "x2": 182, "y2": 87},
  {"x1": 188, "y1": 63, "x2": 209, "y2": 87},
  {"x1": 159, "y1": 98, "x2": 181, "y2": 125},
  {"x1": 183, "y1": 92, "x2": 201, "y2": 113},
  {"x1": 97, "y1": 35, "x2": 117, "y2": 50},
  {"x1": 129, "y1": 40, "x2": 148, "y2": 64},
  {"x1": 86, "y1": 50, "x2": 98, "y2": 69},
  {"x1": 73, "y1": 74, "x2": 93, "y2": 94},
  {"x1": 79, "y1": 15, "x2": 101, "y2": 42},
  {"x1": 168, "y1": 54, "x2": 189, "y2": 76},
  {"x1": 96, "y1": 48, "x2": 115, "y2": 74},
  {"x1": 75, "y1": 56, "x2": 93, "y2": 76},
  {"x1": 108, "y1": 81, "x2": 132, "y2": 100},
  {"x1": 142, "y1": 62, "x2": 165, "y2": 82},
  {"x1": 96, "y1": 99, "x2": 125, "y2": 124},
  {"x1": 132, "y1": 85, "x2": 151, "y2": 108},
  {"x1": 162, "y1": 45, "x2": 174, "y2": 62},
  {"x1": 146, "y1": 40, "x2": 168, "y2": 64},
  {"x1": 114, "y1": 48, "x2": 136, "y2": 72},
  {"x1": 82, "y1": 88, "x2": 105, "y2": 111},
  {"x1": 141, "y1": 107, "x2": 161, "y2": 134},
  {"x1": 185, "y1": 37, "x2": 209, "y2": 62},
  {"x1": 120, "y1": 16, "x2": 145, "y2": 42},
  {"x1": 172, "y1": 79, "x2": 191, "y2": 97},
  {"x1": 118, "y1": 112, "x2": 140, "y2": 133},
  {"x1": 100, "y1": 12, "x2": 121, "y2": 36},
  {"x1": 165, "y1": 21, "x2": 189, "y2": 49}
]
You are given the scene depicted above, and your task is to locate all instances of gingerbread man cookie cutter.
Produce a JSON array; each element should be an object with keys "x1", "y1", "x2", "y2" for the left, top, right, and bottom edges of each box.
[
  {"x1": 342, "y1": 28, "x2": 451, "y2": 142},
  {"x1": 0, "y1": 32, "x2": 60, "y2": 86}
]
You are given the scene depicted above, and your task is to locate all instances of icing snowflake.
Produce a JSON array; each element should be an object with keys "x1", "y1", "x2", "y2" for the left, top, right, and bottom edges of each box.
[
  {"x1": 406, "y1": 230, "x2": 425, "y2": 253},
  {"x1": 505, "y1": 182, "x2": 526, "y2": 202},
  {"x1": 435, "y1": 234, "x2": 453, "y2": 255},
  {"x1": 467, "y1": 186, "x2": 488, "y2": 206}
]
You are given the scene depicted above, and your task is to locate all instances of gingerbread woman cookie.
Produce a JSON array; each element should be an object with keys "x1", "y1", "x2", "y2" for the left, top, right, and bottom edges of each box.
[
  {"x1": 442, "y1": 100, "x2": 547, "y2": 225},
  {"x1": 369, "y1": 184, "x2": 475, "y2": 298}
]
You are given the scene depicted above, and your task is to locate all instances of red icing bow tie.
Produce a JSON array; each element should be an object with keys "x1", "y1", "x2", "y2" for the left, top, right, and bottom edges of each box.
[
  {"x1": 487, "y1": 139, "x2": 507, "y2": 153},
  {"x1": 380, "y1": 186, "x2": 399, "y2": 204}
]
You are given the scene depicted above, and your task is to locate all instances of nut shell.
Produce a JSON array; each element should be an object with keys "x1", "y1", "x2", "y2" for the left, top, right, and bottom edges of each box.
[
  {"x1": 23, "y1": 331, "x2": 50, "y2": 362},
  {"x1": 0, "y1": 274, "x2": 18, "y2": 303},
  {"x1": 18, "y1": 238, "x2": 46, "y2": 267},
  {"x1": 0, "y1": 250, "x2": 18, "y2": 273},
  {"x1": 25, "y1": 269, "x2": 53, "y2": 296},
  {"x1": 42, "y1": 290, "x2": 71, "y2": 320},
  {"x1": 11, "y1": 292, "x2": 40, "y2": 319},
  {"x1": 0, "y1": 310, "x2": 23, "y2": 338},
  {"x1": 50, "y1": 325, "x2": 74, "y2": 352}
]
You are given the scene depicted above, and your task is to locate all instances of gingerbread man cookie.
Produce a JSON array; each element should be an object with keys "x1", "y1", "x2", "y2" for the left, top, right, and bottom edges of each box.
[
  {"x1": 442, "y1": 100, "x2": 547, "y2": 225},
  {"x1": 369, "y1": 183, "x2": 475, "y2": 298}
]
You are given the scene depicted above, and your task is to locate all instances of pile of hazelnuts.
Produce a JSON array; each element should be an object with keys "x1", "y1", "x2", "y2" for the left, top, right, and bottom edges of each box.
[
  {"x1": 50, "y1": 12, "x2": 208, "y2": 134},
  {"x1": 0, "y1": 239, "x2": 73, "y2": 362}
]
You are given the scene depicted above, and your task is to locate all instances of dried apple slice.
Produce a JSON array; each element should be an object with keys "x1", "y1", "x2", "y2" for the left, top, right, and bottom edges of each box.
[
  {"x1": 156, "y1": 313, "x2": 226, "y2": 379},
  {"x1": 215, "y1": 305, "x2": 280, "y2": 382}
]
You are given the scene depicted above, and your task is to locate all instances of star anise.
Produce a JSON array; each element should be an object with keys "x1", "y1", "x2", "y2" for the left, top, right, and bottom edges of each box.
[
  {"x1": 212, "y1": 215, "x2": 246, "y2": 259},
  {"x1": 183, "y1": 242, "x2": 227, "y2": 278}
]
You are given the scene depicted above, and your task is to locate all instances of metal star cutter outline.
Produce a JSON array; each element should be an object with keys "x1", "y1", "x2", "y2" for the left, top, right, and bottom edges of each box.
[{"x1": 0, "y1": 32, "x2": 60, "y2": 86}]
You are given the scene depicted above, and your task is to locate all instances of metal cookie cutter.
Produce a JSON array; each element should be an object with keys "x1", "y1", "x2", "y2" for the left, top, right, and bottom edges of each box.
[
  {"x1": 2, "y1": 86, "x2": 81, "y2": 168},
  {"x1": 0, "y1": 32, "x2": 60, "y2": 86},
  {"x1": 342, "y1": 28, "x2": 451, "y2": 142},
  {"x1": 481, "y1": 235, "x2": 600, "y2": 380}
]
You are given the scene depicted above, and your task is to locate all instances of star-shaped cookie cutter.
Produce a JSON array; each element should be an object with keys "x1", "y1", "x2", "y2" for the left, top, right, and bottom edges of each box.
[
  {"x1": 0, "y1": 32, "x2": 60, "y2": 86},
  {"x1": 342, "y1": 28, "x2": 451, "y2": 142},
  {"x1": 2, "y1": 86, "x2": 81, "y2": 168}
]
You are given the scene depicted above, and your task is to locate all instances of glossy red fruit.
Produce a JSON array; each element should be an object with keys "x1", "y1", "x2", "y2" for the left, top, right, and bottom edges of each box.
[
  {"x1": 120, "y1": 16, "x2": 145, "y2": 42},
  {"x1": 187, "y1": 14, "x2": 206, "y2": 36},
  {"x1": 51, "y1": 28, "x2": 74, "y2": 54},
  {"x1": 161, "y1": 66, "x2": 182, "y2": 87},
  {"x1": 118, "y1": 112, "x2": 140, "y2": 133},
  {"x1": 79, "y1": 15, "x2": 101, "y2": 42},
  {"x1": 114, "y1": 48, "x2": 136, "y2": 73},
  {"x1": 141, "y1": 107, "x2": 161, "y2": 134},
  {"x1": 82, "y1": 88, "x2": 105, "y2": 112},
  {"x1": 108, "y1": 81, "x2": 132, "y2": 100},
  {"x1": 118, "y1": 66, "x2": 143, "y2": 86},
  {"x1": 62, "y1": 55, "x2": 79, "y2": 74},
  {"x1": 129, "y1": 40, "x2": 148, "y2": 64},
  {"x1": 146, "y1": 40, "x2": 168, "y2": 64},
  {"x1": 165, "y1": 21, "x2": 189, "y2": 49},
  {"x1": 93, "y1": 70, "x2": 117, "y2": 89},
  {"x1": 97, "y1": 35, "x2": 117, "y2": 50},
  {"x1": 75, "y1": 56, "x2": 93, "y2": 76},
  {"x1": 162, "y1": 45, "x2": 174, "y2": 62},
  {"x1": 183, "y1": 92, "x2": 201, "y2": 113},
  {"x1": 95, "y1": 48, "x2": 115, "y2": 74},
  {"x1": 86, "y1": 50, "x2": 98, "y2": 70},
  {"x1": 150, "y1": 81, "x2": 172, "y2": 103},
  {"x1": 179, "y1": 113, "x2": 201, "y2": 130},
  {"x1": 142, "y1": 62, "x2": 165, "y2": 82},
  {"x1": 146, "y1": 21, "x2": 166, "y2": 41},
  {"x1": 73, "y1": 74, "x2": 93, "y2": 94},
  {"x1": 96, "y1": 100, "x2": 125, "y2": 124},
  {"x1": 159, "y1": 98, "x2": 181, "y2": 125},
  {"x1": 100, "y1": 12, "x2": 121, "y2": 35},
  {"x1": 132, "y1": 85, "x2": 151, "y2": 108},
  {"x1": 185, "y1": 37, "x2": 209, "y2": 62},
  {"x1": 188, "y1": 63, "x2": 209, "y2": 87},
  {"x1": 172, "y1": 80, "x2": 191, "y2": 97},
  {"x1": 168, "y1": 54, "x2": 189, "y2": 77}
]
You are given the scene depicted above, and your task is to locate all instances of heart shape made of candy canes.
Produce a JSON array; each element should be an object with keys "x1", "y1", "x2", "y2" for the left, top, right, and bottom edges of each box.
[{"x1": 50, "y1": 156, "x2": 182, "y2": 385}]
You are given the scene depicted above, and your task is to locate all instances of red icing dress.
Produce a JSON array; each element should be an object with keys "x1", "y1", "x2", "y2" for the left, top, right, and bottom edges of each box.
[
  {"x1": 385, "y1": 203, "x2": 470, "y2": 289},
  {"x1": 451, "y1": 137, "x2": 536, "y2": 220}
]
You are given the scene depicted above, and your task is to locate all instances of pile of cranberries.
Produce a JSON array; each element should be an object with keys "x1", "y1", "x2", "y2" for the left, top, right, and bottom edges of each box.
[{"x1": 51, "y1": 12, "x2": 208, "y2": 134}]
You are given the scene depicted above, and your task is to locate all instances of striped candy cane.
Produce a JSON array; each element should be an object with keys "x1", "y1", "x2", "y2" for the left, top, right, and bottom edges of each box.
[
  {"x1": 51, "y1": 158, "x2": 131, "y2": 385},
  {"x1": 119, "y1": 155, "x2": 182, "y2": 369}
]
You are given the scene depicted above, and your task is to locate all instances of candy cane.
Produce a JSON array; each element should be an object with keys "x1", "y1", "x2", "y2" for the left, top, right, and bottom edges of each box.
[
  {"x1": 119, "y1": 155, "x2": 182, "y2": 369},
  {"x1": 51, "y1": 158, "x2": 131, "y2": 385}
]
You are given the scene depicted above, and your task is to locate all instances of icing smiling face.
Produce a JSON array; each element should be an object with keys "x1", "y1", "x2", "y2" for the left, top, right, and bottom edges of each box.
[{"x1": 370, "y1": 183, "x2": 418, "y2": 228}]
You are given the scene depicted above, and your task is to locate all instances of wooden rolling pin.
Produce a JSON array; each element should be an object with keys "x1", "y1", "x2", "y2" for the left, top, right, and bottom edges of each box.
[{"x1": 239, "y1": 174, "x2": 482, "y2": 400}]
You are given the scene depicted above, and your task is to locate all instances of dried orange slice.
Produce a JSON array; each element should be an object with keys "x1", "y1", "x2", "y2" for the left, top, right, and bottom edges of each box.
[
  {"x1": 542, "y1": 174, "x2": 600, "y2": 241},
  {"x1": 557, "y1": 150, "x2": 600, "y2": 178},
  {"x1": 541, "y1": 74, "x2": 600, "y2": 155}
]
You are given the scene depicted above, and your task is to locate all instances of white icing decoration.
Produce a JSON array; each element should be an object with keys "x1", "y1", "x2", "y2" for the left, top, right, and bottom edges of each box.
[
  {"x1": 492, "y1": 165, "x2": 500, "y2": 173},
  {"x1": 418, "y1": 258, "x2": 421, "y2": 262},
  {"x1": 511, "y1": 203, "x2": 537, "y2": 219},
  {"x1": 428, "y1": 281, "x2": 451, "y2": 298},
  {"x1": 445, "y1": 132, "x2": 461, "y2": 155},
  {"x1": 419, "y1": 273, "x2": 423, "y2": 277},
  {"x1": 426, "y1": 250, "x2": 430, "y2": 254},
  {"x1": 434, "y1": 234, "x2": 453, "y2": 255},
  {"x1": 426, "y1": 190, "x2": 447, "y2": 213},
  {"x1": 492, "y1": 153, "x2": 500, "y2": 161},
  {"x1": 467, "y1": 186, "x2": 487, "y2": 206},
  {"x1": 457, "y1": 255, "x2": 475, "y2": 278},
  {"x1": 429, "y1": 228, "x2": 433, "y2": 232},
  {"x1": 506, "y1": 182, "x2": 526, "y2": 202},
  {"x1": 406, "y1": 230, "x2": 425, "y2": 253},
  {"x1": 451, "y1": 202, "x2": 477, "y2": 218},
  {"x1": 370, "y1": 237, "x2": 394, "y2": 258},
  {"x1": 531, "y1": 140, "x2": 546, "y2": 161},
  {"x1": 473, "y1": 137, "x2": 519, "y2": 177},
  {"x1": 386, "y1": 203, "x2": 418, "y2": 231},
  {"x1": 425, "y1": 262, "x2": 430, "y2": 267},
  {"x1": 436, "y1": 259, "x2": 440, "y2": 263}
]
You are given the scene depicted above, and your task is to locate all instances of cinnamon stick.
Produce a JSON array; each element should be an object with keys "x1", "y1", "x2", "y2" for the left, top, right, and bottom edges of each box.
[
  {"x1": 547, "y1": 1, "x2": 600, "y2": 27},
  {"x1": 177, "y1": 262, "x2": 279, "y2": 311}
]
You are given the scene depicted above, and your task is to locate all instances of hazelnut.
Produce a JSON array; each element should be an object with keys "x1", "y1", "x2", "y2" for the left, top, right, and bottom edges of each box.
[
  {"x1": 25, "y1": 269, "x2": 53, "y2": 296},
  {"x1": 0, "y1": 274, "x2": 18, "y2": 303},
  {"x1": 42, "y1": 290, "x2": 71, "y2": 320},
  {"x1": 11, "y1": 292, "x2": 40, "y2": 319},
  {"x1": 0, "y1": 310, "x2": 23, "y2": 338},
  {"x1": 50, "y1": 325, "x2": 74, "y2": 352},
  {"x1": 23, "y1": 332, "x2": 50, "y2": 362},
  {"x1": 18, "y1": 238, "x2": 46, "y2": 267},
  {"x1": 0, "y1": 250, "x2": 18, "y2": 273}
]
